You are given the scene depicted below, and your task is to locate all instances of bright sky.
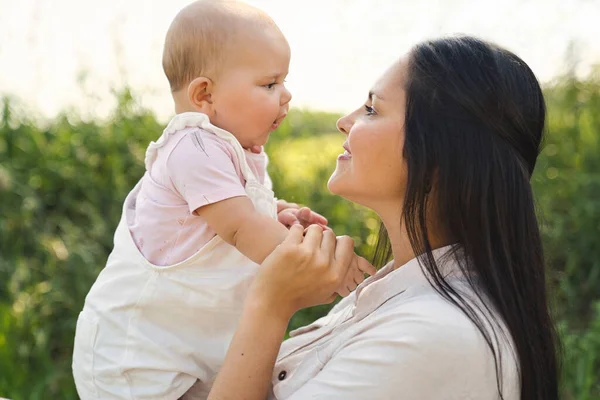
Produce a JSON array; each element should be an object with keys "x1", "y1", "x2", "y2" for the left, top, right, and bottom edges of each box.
[{"x1": 1, "y1": 0, "x2": 599, "y2": 121}]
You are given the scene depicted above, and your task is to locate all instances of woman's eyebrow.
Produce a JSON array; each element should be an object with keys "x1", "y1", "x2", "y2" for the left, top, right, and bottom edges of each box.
[{"x1": 369, "y1": 90, "x2": 384, "y2": 101}]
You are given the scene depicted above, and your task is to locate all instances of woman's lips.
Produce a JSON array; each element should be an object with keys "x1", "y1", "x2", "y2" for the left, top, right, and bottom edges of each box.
[{"x1": 338, "y1": 142, "x2": 352, "y2": 160}]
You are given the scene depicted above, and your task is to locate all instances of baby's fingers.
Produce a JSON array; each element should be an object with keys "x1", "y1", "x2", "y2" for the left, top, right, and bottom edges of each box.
[
  {"x1": 297, "y1": 207, "x2": 328, "y2": 227},
  {"x1": 308, "y1": 210, "x2": 328, "y2": 226},
  {"x1": 278, "y1": 209, "x2": 300, "y2": 228}
]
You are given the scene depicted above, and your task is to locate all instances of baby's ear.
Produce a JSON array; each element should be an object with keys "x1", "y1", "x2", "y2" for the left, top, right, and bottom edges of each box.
[{"x1": 187, "y1": 77, "x2": 214, "y2": 115}]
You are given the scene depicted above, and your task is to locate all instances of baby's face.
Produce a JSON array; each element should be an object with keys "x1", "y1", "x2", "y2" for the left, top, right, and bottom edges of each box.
[{"x1": 210, "y1": 29, "x2": 292, "y2": 149}]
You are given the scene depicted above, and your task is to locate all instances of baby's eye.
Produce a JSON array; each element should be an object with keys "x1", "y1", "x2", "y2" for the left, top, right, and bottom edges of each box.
[
  {"x1": 365, "y1": 105, "x2": 376, "y2": 115},
  {"x1": 264, "y1": 83, "x2": 276, "y2": 89}
]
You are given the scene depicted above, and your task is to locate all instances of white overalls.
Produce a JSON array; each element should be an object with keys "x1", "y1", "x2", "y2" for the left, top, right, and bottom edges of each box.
[{"x1": 72, "y1": 113, "x2": 277, "y2": 399}]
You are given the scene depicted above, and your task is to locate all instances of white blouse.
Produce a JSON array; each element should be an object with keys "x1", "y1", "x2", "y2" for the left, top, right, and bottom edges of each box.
[{"x1": 268, "y1": 246, "x2": 520, "y2": 400}]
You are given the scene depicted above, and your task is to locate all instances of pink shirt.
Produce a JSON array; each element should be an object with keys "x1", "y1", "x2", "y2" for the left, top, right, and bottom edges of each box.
[{"x1": 128, "y1": 127, "x2": 268, "y2": 266}]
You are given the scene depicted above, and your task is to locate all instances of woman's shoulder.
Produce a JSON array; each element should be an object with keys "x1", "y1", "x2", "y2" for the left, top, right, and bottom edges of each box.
[
  {"x1": 362, "y1": 282, "x2": 487, "y2": 346},
  {"x1": 277, "y1": 281, "x2": 519, "y2": 400},
  {"x1": 343, "y1": 280, "x2": 519, "y2": 395},
  {"x1": 350, "y1": 251, "x2": 508, "y2": 353}
]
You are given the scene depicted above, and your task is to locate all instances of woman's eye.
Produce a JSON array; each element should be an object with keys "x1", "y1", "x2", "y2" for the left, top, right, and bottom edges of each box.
[{"x1": 365, "y1": 105, "x2": 376, "y2": 115}]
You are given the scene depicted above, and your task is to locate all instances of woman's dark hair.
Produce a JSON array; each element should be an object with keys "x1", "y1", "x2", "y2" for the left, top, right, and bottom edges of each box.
[{"x1": 372, "y1": 36, "x2": 560, "y2": 399}]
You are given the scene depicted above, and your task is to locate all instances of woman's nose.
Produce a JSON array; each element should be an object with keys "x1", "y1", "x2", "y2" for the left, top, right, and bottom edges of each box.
[{"x1": 336, "y1": 114, "x2": 352, "y2": 135}]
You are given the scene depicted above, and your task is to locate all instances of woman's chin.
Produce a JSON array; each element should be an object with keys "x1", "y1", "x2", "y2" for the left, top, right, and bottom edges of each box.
[
  {"x1": 327, "y1": 171, "x2": 347, "y2": 196},
  {"x1": 326, "y1": 178, "x2": 337, "y2": 195},
  {"x1": 328, "y1": 170, "x2": 370, "y2": 207}
]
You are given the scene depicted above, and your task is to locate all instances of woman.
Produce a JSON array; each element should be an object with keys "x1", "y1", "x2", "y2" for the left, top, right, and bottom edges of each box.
[{"x1": 205, "y1": 36, "x2": 560, "y2": 400}]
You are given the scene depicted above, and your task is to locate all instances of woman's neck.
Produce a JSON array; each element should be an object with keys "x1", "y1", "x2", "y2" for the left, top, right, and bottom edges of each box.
[
  {"x1": 379, "y1": 210, "x2": 415, "y2": 269},
  {"x1": 379, "y1": 206, "x2": 453, "y2": 270}
]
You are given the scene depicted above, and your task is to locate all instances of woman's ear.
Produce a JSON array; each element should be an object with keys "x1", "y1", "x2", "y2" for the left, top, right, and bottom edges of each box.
[{"x1": 187, "y1": 77, "x2": 215, "y2": 115}]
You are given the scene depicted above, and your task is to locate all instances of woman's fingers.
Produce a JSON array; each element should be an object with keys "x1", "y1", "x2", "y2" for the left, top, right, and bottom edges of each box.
[
  {"x1": 283, "y1": 224, "x2": 305, "y2": 245},
  {"x1": 302, "y1": 224, "x2": 324, "y2": 250},
  {"x1": 331, "y1": 236, "x2": 355, "y2": 293},
  {"x1": 334, "y1": 254, "x2": 373, "y2": 298},
  {"x1": 320, "y1": 229, "x2": 336, "y2": 260},
  {"x1": 357, "y1": 256, "x2": 377, "y2": 276},
  {"x1": 354, "y1": 268, "x2": 366, "y2": 285},
  {"x1": 334, "y1": 236, "x2": 354, "y2": 268},
  {"x1": 255, "y1": 225, "x2": 366, "y2": 316},
  {"x1": 325, "y1": 293, "x2": 338, "y2": 303}
]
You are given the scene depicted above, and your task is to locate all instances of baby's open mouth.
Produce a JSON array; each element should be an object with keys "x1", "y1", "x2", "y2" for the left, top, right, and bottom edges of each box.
[{"x1": 271, "y1": 114, "x2": 287, "y2": 130}]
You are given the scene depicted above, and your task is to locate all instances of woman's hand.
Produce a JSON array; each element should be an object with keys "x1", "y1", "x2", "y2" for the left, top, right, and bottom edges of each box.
[
  {"x1": 208, "y1": 224, "x2": 367, "y2": 400},
  {"x1": 248, "y1": 224, "x2": 356, "y2": 322},
  {"x1": 336, "y1": 253, "x2": 376, "y2": 297}
]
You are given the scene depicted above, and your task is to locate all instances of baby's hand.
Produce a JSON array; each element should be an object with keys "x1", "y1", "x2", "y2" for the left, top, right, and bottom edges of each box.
[
  {"x1": 336, "y1": 253, "x2": 376, "y2": 297},
  {"x1": 277, "y1": 200, "x2": 329, "y2": 230}
]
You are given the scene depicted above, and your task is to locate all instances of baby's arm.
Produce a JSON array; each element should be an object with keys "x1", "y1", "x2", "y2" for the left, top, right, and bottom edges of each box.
[
  {"x1": 196, "y1": 197, "x2": 377, "y2": 294},
  {"x1": 195, "y1": 197, "x2": 288, "y2": 264}
]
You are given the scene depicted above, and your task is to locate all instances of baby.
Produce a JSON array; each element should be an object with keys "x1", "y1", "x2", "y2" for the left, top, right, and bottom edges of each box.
[{"x1": 72, "y1": 1, "x2": 373, "y2": 399}]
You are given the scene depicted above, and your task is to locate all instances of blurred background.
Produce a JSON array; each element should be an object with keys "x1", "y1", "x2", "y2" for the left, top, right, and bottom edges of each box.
[{"x1": 1, "y1": 0, "x2": 599, "y2": 398}]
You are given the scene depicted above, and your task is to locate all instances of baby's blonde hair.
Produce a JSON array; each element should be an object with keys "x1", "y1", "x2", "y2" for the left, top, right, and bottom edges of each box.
[{"x1": 162, "y1": 0, "x2": 280, "y2": 92}]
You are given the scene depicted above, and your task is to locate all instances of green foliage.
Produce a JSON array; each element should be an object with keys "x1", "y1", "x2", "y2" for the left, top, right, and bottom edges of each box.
[
  {"x1": 0, "y1": 72, "x2": 599, "y2": 398},
  {"x1": 0, "y1": 90, "x2": 160, "y2": 399},
  {"x1": 534, "y1": 76, "x2": 600, "y2": 328},
  {"x1": 559, "y1": 302, "x2": 600, "y2": 399},
  {"x1": 532, "y1": 74, "x2": 600, "y2": 400}
]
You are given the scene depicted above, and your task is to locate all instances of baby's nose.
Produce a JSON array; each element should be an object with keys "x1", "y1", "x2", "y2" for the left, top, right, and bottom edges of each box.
[{"x1": 281, "y1": 87, "x2": 292, "y2": 105}]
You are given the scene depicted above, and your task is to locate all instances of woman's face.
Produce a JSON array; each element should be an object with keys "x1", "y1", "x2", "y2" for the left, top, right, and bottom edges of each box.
[{"x1": 328, "y1": 56, "x2": 408, "y2": 211}]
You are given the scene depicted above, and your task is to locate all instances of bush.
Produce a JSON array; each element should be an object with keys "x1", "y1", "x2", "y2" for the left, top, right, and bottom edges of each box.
[{"x1": 559, "y1": 302, "x2": 600, "y2": 399}]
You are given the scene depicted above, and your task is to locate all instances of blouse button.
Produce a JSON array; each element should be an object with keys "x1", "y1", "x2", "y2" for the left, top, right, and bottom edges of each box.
[{"x1": 278, "y1": 370, "x2": 287, "y2": 381}]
